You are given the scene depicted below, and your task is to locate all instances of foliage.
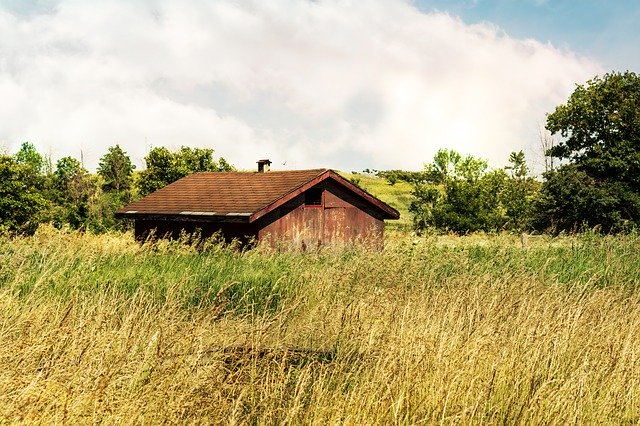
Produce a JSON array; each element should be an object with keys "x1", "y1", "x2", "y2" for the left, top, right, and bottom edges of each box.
[
  {"x1": 377, "y1": 169, "x2": 427, "y2": 185},
  {"x1": 1, "y1": 143, "x2": 237, "y2": 234},
  {"x1": 0, "y1": 155, "x2": 47, "y2": 234},
  {"x1": 410, "y1": 149, "x2": 538, "y2": 233},
  {"x1": 534, "y1": 165, "x2": 637, "y2": 232},
  {"x1": 138, "y1": 146, "x2": 234, "y2": 196},
  {"x1": 503, "y1": 151, "x2": 539, "y2": 230},
  {"x1": 505, "y1": 150, "x2": 529, "y2": 179},
  {"x1": 52, "y1": 157, "x2": 98, "y2": 229},
  {"x1": 97, "y1": 144, "x2": 135, "y2": 193},
  {"x1": 14, "y1": 141, "x2": 44, "y2": 174},
  {"x1": 546, "y1": 71, "x2": 640, "y2": 177},
  {"x1": 537, "y1": 71, "x2": 640, "y2": 233}
]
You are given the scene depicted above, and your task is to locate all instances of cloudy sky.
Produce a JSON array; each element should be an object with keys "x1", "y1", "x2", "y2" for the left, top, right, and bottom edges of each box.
[{"x1": 0, "y1": 0, "x2": 637, "y2": 172}]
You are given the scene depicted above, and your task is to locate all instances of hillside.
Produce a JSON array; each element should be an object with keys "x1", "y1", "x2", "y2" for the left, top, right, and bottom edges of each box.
[{"x1": 338, "y1": 171, "x2": 413, "y2": 230}]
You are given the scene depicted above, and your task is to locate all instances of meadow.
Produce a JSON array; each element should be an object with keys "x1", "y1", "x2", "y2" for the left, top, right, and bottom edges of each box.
[{"x1": 1, "y1": 226, "x2": 640, "y2": 424}]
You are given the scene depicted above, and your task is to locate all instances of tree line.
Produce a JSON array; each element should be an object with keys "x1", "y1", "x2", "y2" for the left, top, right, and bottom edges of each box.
[
  {"x1": 0, "y1": 145, "x2": 232, "y2": 234},
  {"x1": 1, "y1": 71, "x2": 638, "y2": 236},
  {"x1": 402, "y1": 71, "x2": 640, "y2": 234}
]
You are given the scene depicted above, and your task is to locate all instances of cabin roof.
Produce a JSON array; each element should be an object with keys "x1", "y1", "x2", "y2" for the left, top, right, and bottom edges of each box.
[{"x1": 117, "y1": 169, "x2": 400, "y2": 222}]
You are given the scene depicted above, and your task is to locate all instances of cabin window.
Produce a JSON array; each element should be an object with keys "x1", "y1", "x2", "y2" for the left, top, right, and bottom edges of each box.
[{"x1": 305, "y1": 188, "x2": 323, "y2": 206}]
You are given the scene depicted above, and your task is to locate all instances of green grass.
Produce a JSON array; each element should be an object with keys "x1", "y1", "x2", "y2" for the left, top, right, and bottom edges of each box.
[
  {"x1": 338, "y1": 171, "x2": 414, "y2": 230},
  {"x1": 3, "y1": 229, "x2": 640, "y2": 309}
]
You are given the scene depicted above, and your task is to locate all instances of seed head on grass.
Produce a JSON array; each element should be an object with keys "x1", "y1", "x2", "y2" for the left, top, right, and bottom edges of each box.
[{"x1": 1, "y1": 229, "x2": 640, "y2": 423}]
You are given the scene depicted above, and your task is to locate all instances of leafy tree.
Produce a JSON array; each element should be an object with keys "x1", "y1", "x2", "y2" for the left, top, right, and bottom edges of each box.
[
  {"x1": 410, "y1": 149, "x2": 502, "y2": 233},
  {"x1": 53, "y1": 157, "x2": 97, "y2": 229},
  {"x1": 533, "y1": 165, "x2": 629, "y2": 232},
  {"x1": 546, "y1": 71, "x2": 640, "y2": 178},
  {"x1": 502, "y1": 151, "x2": 539, "y2": 230},
  {"x1": 138, "y1": 146, "x2": 234, "y2": 196},
  {"x1": 14, "y1": 142, "x2": 44, "y2": 175},
  {"x1": 505, "y1": 151, "x2": 529, "y2": 179},
  {"x1": 97, "y1": 144, "x2": 135, "y2": 193},
  {"x1": 428, "y1": 148, "x2": 462, "y2": 183},
  {"x1": 411, "y1": 149, "x2": 538, "y2": 234},
  {"x1": 138, "y1": 147, "x2": 175, "y2": 196},
  {"x1": 217, "y1": 157, "x2": 234, "y2": 172},
  {"x1": 536, "y1": 71, "x2": 640, "y2": 232},
  {"x1": 0, "y1": 155, "x2": 47, "y2": 234},
  {"x1": 431, "y1": 169, "x2": 508, "y2": 233}
]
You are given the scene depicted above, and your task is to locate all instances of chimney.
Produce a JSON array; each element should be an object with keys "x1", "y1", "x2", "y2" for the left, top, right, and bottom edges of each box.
[{"x1": 257, "y1": 159, "x2": 272, "y2": 173}]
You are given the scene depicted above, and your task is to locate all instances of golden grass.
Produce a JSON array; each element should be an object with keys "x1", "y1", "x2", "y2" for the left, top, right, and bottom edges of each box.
[{"x1": 1, "y1": 229, "x2": 640, "y2": 424}]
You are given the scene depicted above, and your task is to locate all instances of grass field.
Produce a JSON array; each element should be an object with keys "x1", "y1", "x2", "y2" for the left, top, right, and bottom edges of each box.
[{"x1": 2, "y1": 226, "x2": 640, "y2": 424}]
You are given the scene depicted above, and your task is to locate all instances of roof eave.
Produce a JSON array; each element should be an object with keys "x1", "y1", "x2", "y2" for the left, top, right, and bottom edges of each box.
[{"x1": 114, "y1": 211, "x2": 252, "y2": 223}]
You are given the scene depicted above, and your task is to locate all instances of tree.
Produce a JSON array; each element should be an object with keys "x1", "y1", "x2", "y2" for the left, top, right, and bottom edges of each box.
[
  {"x1": 503, "y1": 151, "x2": 539, "y2": 230},
  {"x1": 427, "y1": 148, "x2": 462, "y2": 183},
  {"x1": 14, "y1": 142, "x2": 44, "y2": 175},
  {"x1": 411, "y1": 149, "x2": 539, "y2": 234},
  {"x1": 536, "y1": 71, "x2": 640, "y2": 232},
  {"x1": 97, "y1": 144, "x2": 135, "y2": 193},
  {"x1": 138, "y1": 146, "x2": 234, "y2": 196},
  {"x1": 0, "y1": 155, "x2": 47, "y2": 234},
  {"x1": 505, "y1": 151, "x2": 528, "y2": 179},
  {"x1": 429, "y1": 169, "x2": 508, "y2": 233},
  {"x1": 53, "y1": 157, "x2": 97, "y2": 229},
  {"x1": 533, "y1": 165, "x2": 631, "y2": 232},
  {"x1": 410, "y1": 150, "x2": 503, "y2": 233}
]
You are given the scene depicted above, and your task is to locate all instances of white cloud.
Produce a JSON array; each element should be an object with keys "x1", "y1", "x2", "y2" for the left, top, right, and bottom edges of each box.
[{"x1": 0, "y1": 0, "x2": 601, "y2": 172}]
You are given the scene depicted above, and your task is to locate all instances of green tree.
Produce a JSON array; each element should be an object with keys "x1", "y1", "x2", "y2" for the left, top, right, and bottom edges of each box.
[
  {"x1": 410, "y1": 149, "x2": 506, "y2": 233},
  {"x1": 97, "y1": 144, "x2": 135, "y2": 193},
  {"x1": 505, "y1": 150, "x2": 529, "y2": 179},
  {"x1": 411, "y1": 149, "x2": 538, "y2": 234},
  {"x1": 138, "y1": 146, "x2": 234, "y2": 196},
  {"x1": 217, "y1": 157, "x2": 234, "y2": 172},
  {"x1": 53, "y1": 157, "x2": 97, "y2": 229},
  {"x1": 536, "y1": 71, "x2": 640, "y2": 232},
  {"x1": 430, "y1": 169, "x2": 508, "y2": 233},
  {"x1": 14, "y1": 142, "x2": 44, "y2": 175},
  {"x1": 0, "y1": 155, "x2": 47, "y2": 234},
  {"x1": 502, "y1": 151, "x2": 538, "y2": 230},
  {"x1": 533, "y1": 165, "x2": 627, "y2": 232},
  {"x1": 427, "y1": 148, "x2": 462, "y2": 183}
]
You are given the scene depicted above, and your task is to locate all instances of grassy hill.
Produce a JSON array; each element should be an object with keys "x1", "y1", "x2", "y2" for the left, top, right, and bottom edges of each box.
[{"x1": 338, "y1": 171, "x2": 413, "y2": 230}]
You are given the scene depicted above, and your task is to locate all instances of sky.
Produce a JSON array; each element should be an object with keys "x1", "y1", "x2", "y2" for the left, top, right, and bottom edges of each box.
[{"x1": 0, "y1": 0, "x2": 637, "y2": 173}]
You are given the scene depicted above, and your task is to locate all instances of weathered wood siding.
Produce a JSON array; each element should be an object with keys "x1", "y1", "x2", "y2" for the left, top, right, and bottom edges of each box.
[{"x1": 257, "y1": 187, "x2": 384, "y2": 250}]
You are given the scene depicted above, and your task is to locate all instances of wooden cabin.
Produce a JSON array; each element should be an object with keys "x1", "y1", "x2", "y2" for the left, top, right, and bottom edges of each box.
[{"x1": 116, "y1": 164, "x2": 399, "y2": 250}]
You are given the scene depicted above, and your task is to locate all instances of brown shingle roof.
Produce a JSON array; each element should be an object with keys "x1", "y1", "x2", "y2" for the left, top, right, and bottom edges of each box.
[
  {"x1": 119, "y1": 169, "x2": 326, "y2": 216},
  {"x1": 117, "y1": 169, "x2": 400, "y2": 221}
]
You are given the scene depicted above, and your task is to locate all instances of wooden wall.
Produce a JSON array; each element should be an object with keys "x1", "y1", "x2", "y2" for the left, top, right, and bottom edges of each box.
[{"x1": 256, "y1": 187, "x2": 384, "y2": 250}]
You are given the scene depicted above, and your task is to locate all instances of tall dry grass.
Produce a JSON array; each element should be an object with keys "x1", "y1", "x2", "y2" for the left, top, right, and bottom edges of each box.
[{"x1": 1, "y1": 226, "x2": 640, "y2": 424}]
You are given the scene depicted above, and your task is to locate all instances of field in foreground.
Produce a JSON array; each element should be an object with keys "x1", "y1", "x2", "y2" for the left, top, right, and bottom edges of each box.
[{"x1": 1, "y1": 228, "x2": 640, "y2": 424}]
